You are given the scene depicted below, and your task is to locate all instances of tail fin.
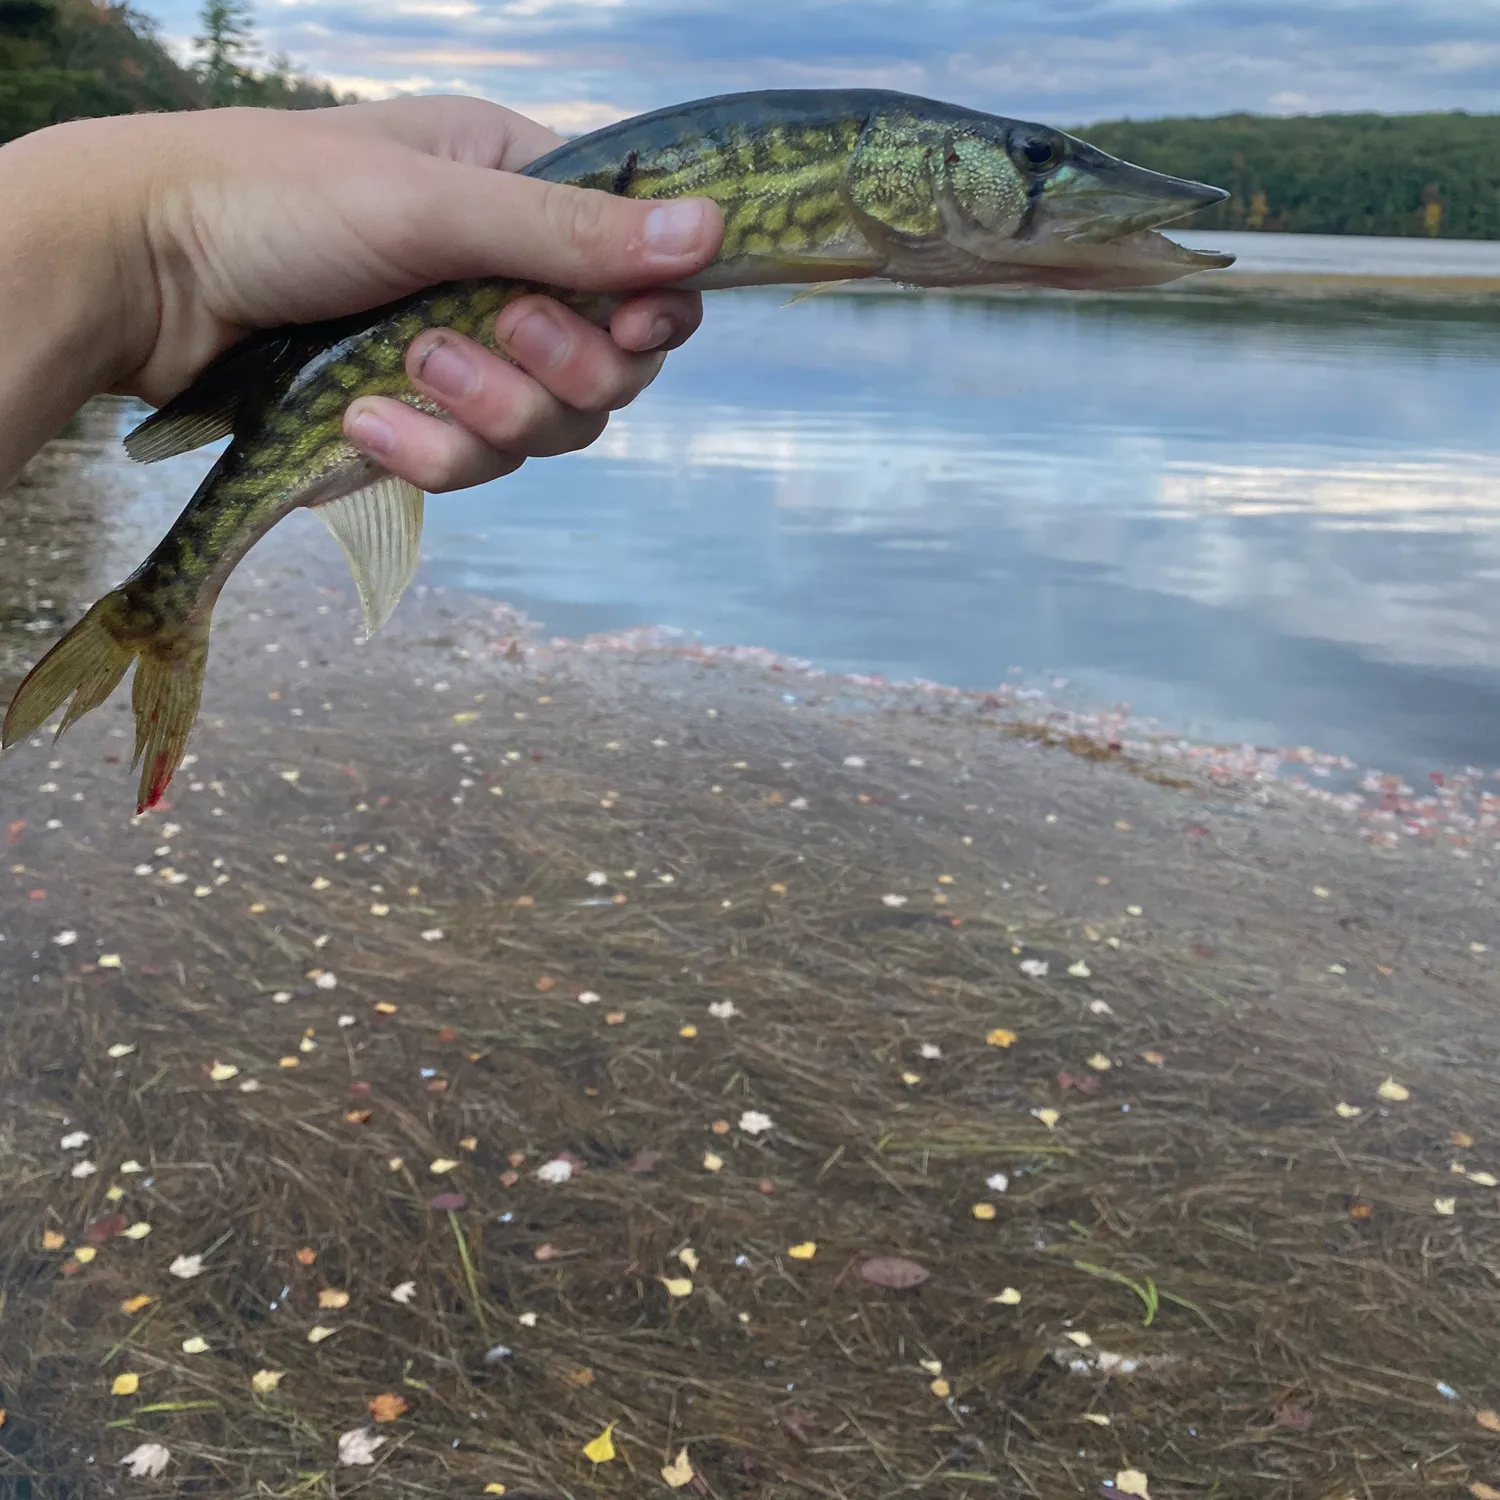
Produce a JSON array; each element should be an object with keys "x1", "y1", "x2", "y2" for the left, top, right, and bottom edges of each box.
[{"x1": 2, "y1": 595, "x2": 210, "y2": 813}]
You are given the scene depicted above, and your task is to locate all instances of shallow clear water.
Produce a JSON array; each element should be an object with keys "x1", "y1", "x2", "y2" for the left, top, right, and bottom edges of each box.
[{"x1": 421, "y1": 288, "x2": 1500, "y2": 775}]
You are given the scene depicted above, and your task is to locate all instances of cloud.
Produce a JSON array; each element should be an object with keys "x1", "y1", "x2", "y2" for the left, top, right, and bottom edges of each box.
[
  {"x1": 520, "y1": 97, "x2": 631, "y2": 131},
  {"x1": 154, "y1": 0, "x2": 1500, "y2": 126}
]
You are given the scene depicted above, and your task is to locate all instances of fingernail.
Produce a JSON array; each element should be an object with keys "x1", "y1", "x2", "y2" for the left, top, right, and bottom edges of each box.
[
  {"x1": 643, "y1": 199, "x2": 709, "y2": 260},
  {"x1": 644, "y1": 316, "x2": 673, "y2": 350},
  {"x1": 347, "y1": 407, "x2": 395, "y2": 458},
  {"x1": 503, "y1": 308, "x2": 570, "y2": 371},
  {"x1": 415, "y1": 339, "x2": 479, "y2": 401}
]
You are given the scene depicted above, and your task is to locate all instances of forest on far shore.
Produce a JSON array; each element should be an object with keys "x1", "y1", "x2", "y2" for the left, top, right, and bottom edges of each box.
[
  {"x1": 0, "y1": 0, "x2": 346, "y2": 143},
  {"x1": 2, "y1": 2, "x2": 1497, "y2": 240},
  {"x1": 1081, "y1": 111, "x2": 1500, "y2": 240}
]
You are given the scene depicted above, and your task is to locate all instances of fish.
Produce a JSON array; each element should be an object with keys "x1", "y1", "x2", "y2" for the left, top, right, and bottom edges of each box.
[{"x1": 1, "y1": 87, "x2": 1233, "y2": 811}]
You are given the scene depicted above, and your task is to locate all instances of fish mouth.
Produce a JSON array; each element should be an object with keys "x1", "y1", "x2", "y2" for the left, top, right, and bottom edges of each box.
[
  {"x1": 1097, "y1": 227, "x2": 1236, "y2": 273},
  {"x1": 994, "y1": 155, "x2": 1236, "y2": 289}
]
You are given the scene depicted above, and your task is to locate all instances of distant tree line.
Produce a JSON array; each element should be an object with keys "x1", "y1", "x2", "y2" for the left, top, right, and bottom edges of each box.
[
  {"x1": 0, "y1": 0, "x2": 350, "y2": 144},
  {"x1": 7, "y1": 15, "x2": 1499, "y2": 242},
  {"x1": 1080, "y1": 112, "x2": 1500, "y2": 239}
]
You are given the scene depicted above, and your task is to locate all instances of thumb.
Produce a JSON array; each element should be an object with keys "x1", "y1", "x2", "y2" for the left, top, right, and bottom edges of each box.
[{"x1": 373, "y1": 150, "x2": 725, "y2": 292}]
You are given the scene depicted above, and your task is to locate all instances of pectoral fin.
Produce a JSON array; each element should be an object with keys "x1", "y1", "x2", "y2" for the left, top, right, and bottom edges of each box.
[{"x1": 313, "y1": 475, "x2": 425, "y2": 639}]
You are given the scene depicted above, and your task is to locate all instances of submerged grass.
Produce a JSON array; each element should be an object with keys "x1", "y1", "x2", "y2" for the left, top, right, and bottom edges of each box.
[{"x1": 0, "y1": 570, "x2": 1498, "y2": 1499}]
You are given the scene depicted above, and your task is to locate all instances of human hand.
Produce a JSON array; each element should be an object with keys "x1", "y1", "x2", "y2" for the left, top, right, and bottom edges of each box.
[{"x1": 3, "y1": 96, "x2": 722, "y2": 491}]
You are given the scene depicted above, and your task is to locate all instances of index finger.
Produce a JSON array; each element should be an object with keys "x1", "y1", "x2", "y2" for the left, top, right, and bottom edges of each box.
[
  {"x1": 370, "y1": 157, "x2": 724, "y2": 294},
  {"x1": 304, "y1": 95, "x2": 564, "y2": 171}
]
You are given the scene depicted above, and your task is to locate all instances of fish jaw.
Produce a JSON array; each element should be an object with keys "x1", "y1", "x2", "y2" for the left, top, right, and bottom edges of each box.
[
  {"x1": 982, "y1": 231, "x2": 1236, "y2": 291},
  {"x1": 945, "y1": 138, "x2": 1233, "y2": 288},
  {"x1": 995, "y1": 141, "x2": 1236, "y2": 287}
]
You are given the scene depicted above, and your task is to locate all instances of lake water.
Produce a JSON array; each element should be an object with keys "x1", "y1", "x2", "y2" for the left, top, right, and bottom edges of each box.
[
  {"x1": 420, "y1": 280, "x2": 1500, "y2": 777},
  {"x1": 42, "y1": 238, "x2": 1492, "y2": 780},
  {"x1": 1174, "y1": 229, "x2": 1500, "y2": 277}
]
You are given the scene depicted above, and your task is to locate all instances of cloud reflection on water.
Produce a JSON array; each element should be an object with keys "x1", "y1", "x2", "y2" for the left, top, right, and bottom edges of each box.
[{"x1": 426, "y1": 288, "x2": 1500, "y2": 769}]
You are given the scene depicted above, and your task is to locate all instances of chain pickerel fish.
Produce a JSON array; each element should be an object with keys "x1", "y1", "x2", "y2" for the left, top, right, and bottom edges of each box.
[{"x1": 2, "y1": 88, "x2": 1233, "y2": 811}]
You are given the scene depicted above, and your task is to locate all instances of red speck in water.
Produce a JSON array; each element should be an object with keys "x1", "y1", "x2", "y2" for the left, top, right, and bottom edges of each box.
[
  {"x1": 83, "y1": 1212, "x2": 129, "y2": 1242},
  {"x1": 1057, "y1": 1071, "x2": 1102, "y2": 1095}
]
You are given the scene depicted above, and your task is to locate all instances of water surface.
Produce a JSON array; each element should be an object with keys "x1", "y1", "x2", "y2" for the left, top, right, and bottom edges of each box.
[
  {"x1": 1174, "y1": 229, "x2": 1500, "y2": 277},
  {"x1": 422, "y1": 286, "x2": 1500, "y2": 776}
]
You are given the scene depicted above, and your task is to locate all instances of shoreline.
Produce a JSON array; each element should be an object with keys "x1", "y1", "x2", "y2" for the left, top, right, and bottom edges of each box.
[
  {"x1": 833, "y1": 269, "x2": 1500, "y2": 305},
  {"x1": 3, "y1": 565, "x2": 1499, "y2": 1496}
]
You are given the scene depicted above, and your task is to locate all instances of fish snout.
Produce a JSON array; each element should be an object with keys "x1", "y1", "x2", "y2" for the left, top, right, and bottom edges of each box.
[{"x1": 1052, "y1": 145, "x2": 1230, "y2": 242}]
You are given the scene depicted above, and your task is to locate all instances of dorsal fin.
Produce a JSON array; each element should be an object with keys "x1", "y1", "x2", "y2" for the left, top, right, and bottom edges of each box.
[
  {"x1": 313, "y1": 475, "x2": 425, "y2": 639},
  {"x1": 123, "y1": 330, "x2": 303, "y2": 462},
  {"x1": 123, "y1": 306, "x2": 392, "y2": 465},
  {"x1": 122, "y1": 401, "x2": 240, "y2": 464}
]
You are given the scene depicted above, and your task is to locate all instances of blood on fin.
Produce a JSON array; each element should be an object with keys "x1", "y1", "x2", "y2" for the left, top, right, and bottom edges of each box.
[
  {"x1": 128, "y1": 630, "x2": 211, "y2": 812},
  {"x1": 1, "y1": 595, "x2": 211, "y2": 813}
]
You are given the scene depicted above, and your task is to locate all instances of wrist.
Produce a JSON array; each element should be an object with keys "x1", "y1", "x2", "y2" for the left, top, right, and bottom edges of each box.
[{"x1": 0, "y1": 119, "x2": 158, "y2": 483}]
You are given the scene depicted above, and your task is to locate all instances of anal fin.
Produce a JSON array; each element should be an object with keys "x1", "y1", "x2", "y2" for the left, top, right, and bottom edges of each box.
[{"x1": 313, "y1": 475, "x2": 425, "y2": 639}]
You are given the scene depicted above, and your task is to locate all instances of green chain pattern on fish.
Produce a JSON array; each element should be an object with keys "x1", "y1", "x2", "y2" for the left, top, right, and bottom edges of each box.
[{"x1": 1, "y1": 88, "x2": 1232, "y2": 811}]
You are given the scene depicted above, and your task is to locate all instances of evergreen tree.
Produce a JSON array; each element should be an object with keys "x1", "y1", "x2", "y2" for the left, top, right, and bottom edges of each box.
[
  {"x1": 0, "y1": 0, "x2": 350, "y2": 140},
  {"x1": 194, "y1": 0, "x2": 254, "y2": 106}
]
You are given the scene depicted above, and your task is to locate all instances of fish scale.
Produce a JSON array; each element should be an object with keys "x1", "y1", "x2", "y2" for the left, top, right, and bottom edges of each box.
[{"x1": 1, "y1": 87, "x2": 1232, "y2": 811}]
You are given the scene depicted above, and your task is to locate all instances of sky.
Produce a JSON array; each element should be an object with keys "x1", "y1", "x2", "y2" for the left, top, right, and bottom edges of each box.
[{"x1": 151, "y1": 0, "x2": 1500, "y2": 134}]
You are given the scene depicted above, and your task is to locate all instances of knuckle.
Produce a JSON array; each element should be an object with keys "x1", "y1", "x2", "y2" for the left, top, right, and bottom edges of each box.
[
  {"x1": 544, "y1": 182, "x2": 628, "y2": 267},
  {"x1": 418, "y1": 431, "x2": 520, "y2": 494},
  {"x1": 577, "y1": 410, "x2": 611, "y2": 448},
  {"x1": 484, "y1": 379, "x2": 553, "y2": 448},
  {"x1": 538, "y1": 411, "x2": 608, "y2": 457},
  {"x1": 391, "y1": 417, "x2": 477, "y2": 494},
  {"x1": 675, "y1": 294, "x2": 706, "y2": 338},
  {"x1": 594, "y1": 360, "x2": 658, "y2": 413},
  {"x1": 572, "y1": 360, "x2": 627, "y2": 415},
  {"x1": 626, "y1": 353, "x2": 668, "y2": 401},
  {"x1": 407, "y1": 445, "x2": 468, "y2": 495}
]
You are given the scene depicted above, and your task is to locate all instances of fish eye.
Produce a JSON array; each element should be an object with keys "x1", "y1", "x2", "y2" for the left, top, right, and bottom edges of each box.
[{"x1": 1010, "y1": 131, "x2": 1063, "y2": 174}]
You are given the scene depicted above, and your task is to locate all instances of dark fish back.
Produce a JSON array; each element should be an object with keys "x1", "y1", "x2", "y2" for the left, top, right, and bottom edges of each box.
[
  {"x1": 128, "y1": 88, "x2": 950, "y2": 464},
  {"x1": 520, "y1": 88, "x2": 972, "y2": 191}
]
